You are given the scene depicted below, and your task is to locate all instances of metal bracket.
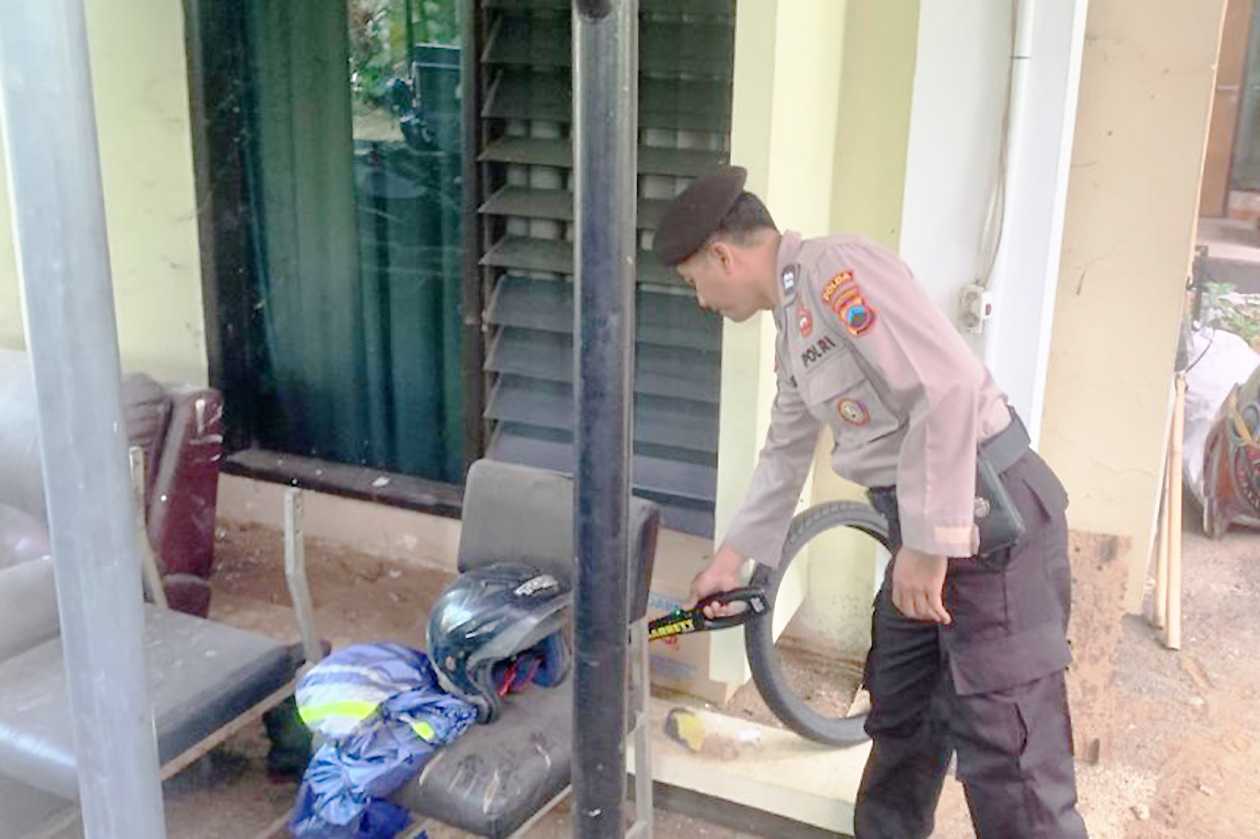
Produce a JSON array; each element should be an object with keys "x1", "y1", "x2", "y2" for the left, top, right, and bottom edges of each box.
[
  {"x1": 284, "y1": 488, "x2": 323, "y2": 667},
  {"x1": 628, "y1": 617, "x2": 654, "y2": 838},
  {"x1": 128, "y1": 446, "x2": 168, "y2": 610}
]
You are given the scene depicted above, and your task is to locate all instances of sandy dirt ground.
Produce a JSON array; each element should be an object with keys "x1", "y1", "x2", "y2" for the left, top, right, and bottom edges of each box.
[{"x1": 929, "y1": 510, "x2": 1260, "y2": 838}]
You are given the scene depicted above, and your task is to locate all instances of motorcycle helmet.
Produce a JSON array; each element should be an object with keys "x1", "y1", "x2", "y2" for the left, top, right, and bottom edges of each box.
[{"x1": 427, "y1": 562, "x2": 571, "y2": 723}]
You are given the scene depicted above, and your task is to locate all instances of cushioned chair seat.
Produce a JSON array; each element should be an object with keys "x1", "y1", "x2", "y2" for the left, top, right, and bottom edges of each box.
[
  {"x1": 0, "y1": 605, "x2": 300, "y2": 799},
  {"x1": 390, "y1": 680, "x2": 572, "y2": 839}
]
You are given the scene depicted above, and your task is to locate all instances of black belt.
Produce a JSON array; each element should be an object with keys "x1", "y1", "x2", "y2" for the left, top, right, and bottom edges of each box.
[
  {"x1": 982, "y1": 409, "x2": 1031, "y2": 475},
  {"x1": 868, "y1": 408, "x2": 1031, "y2": 557}
]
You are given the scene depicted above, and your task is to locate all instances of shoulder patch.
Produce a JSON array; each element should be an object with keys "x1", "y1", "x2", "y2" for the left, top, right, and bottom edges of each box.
[
  {"x1": 821, "y1": 271, "x2": 856, "y2": 304},
  {"x1": 821, "y1": 269, "x2": 877, "y2": 336}
]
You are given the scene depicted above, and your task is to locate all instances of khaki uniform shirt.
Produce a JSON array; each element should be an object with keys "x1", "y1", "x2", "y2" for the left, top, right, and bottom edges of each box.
[{"x1": 722, "y1": 232, "x2": 1012, "y2": 565}]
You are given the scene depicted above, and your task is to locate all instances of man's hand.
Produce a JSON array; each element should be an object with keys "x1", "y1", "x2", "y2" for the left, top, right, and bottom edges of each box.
[
  {"x1": 686, "y1": 544, "x2": 747, "y2": 619},
  {"x1": 891, "y1": 547, "x2": 951, "y2": 624}
]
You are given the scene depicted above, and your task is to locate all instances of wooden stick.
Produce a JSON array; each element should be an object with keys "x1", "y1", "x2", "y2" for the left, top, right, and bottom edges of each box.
[
  {"x1": 1166, "y1": 373, "x2": 1186, "y2": 650},
  {"x1": 1154, "y1": 443, "x2": 1171, "y2": 630}
]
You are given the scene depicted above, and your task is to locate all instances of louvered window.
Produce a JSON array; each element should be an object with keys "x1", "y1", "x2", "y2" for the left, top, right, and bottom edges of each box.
[{"x1": 471, "y1": 0, "x2": 735, "y2": 536}]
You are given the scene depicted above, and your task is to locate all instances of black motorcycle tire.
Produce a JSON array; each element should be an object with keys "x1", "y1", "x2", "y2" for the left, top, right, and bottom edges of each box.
[{"x1": 744, "y1": 500, "x2": 891, "y2": 747}]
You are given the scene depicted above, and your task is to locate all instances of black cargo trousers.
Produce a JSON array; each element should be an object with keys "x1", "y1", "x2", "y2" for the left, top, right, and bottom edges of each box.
[{"x1": 853, "y1": 450, "x2": 1088, "y2": 838}]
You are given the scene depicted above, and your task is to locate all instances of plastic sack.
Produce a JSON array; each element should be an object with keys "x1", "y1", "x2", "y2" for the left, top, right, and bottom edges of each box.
[
  {"x1": 1183, "y1": 328, "x2": 1260, "y2": 506},
  {"x1": 290, "y1": 644, "x2": 476, "y2": 839}
]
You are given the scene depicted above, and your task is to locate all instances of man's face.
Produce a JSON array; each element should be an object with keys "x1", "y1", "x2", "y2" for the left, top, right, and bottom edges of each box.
[{"x1": 675, "y1": 242, "x2": 761, "y2": 322}]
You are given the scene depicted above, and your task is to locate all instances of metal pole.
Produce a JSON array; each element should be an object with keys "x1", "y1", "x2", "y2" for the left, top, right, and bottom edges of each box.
[
  {"x1": 572, "y1": 1, "x2": 637, "y2": 837},
  {"x1": 0, "y1": 3, "x2": 167, "y2": 837}
]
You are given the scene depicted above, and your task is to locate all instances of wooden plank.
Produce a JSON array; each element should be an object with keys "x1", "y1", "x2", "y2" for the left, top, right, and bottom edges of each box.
[
  {"x1": 1154, "y1": 443, "x2": 1171, "y2": 630},
  {"x1": 1165, "y1": 373, "x2": 1186, "y2": 650}
]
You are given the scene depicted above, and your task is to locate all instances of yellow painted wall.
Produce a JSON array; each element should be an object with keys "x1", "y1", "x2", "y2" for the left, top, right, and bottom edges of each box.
[
  {"x1": 711, "y1": 0, "x2": 848, "y2": 684},
  {"x1": 804, "y1": 0, "x2": 920, "y2": 658},
  {"x1": 712, "y1": 0, "x2": 918, "y2": 681},
  {"x1": 1041, "y1": 0, "x2": 1227, "y2": 611},
  {"x1": 719, "y1": 0, "x2": 849, "y2": 545},
  {"x1": 0, "y1": 0, "x2": 206, "y2": 385},
  {"x1": 827, "y1": 2, "x2": 920, "y2": 249}
]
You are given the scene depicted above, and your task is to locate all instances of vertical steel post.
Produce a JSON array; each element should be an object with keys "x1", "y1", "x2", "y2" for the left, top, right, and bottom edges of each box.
[
  {"x1": 571, "y1": 1, "x2": 638, "y2": 837},
  {"x1": 0, "y1": 2, "x2": 167, "y2": 836}
]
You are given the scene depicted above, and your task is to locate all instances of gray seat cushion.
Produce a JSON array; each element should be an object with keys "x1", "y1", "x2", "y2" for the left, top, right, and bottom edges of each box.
[
  {"x1": 391, "y1": 680, "x2": 572, "y2": 839},
  {"x1": 0, "y1": 605, "x2": 299, "y2": 799}
]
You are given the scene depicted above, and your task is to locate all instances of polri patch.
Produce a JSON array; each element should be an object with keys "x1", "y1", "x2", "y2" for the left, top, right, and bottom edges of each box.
[
  {"x1": 800, "y1": 335, "x2": 838, "y2": 369},
  {"x1": 837, "y1": 398, "x2": 870, "y2": 427}
]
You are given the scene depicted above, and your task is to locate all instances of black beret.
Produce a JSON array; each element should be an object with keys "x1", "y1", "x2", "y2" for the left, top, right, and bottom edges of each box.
[{"x1": 653, "y1": 165, "x2": 748, "y2": 266}]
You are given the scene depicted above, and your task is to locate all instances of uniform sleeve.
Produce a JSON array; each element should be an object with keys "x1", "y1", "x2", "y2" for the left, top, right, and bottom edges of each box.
[
  {"x1": 816, "y1": 241, "x2": 983, "y2": 557},
  {"x1": 720, "y1": 365, "x2": 821, "y2": 568}
]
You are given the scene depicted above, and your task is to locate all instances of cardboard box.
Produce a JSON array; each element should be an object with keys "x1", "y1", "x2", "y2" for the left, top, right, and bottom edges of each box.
[{"x1": 645, "y1": 528, "x2": 738, "y2": 705}]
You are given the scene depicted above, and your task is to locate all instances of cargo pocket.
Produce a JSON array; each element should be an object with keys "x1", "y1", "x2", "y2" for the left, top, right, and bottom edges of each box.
[
  {"x1": 952, "y1": 684, "x2": 1029, "y2": 784},
  {"x1": 1016, "y1": 450, "x2": 1069, "y2": 522},
  {"x1": 947, "y1": 621, "x2": 1072, "y2": 696}
]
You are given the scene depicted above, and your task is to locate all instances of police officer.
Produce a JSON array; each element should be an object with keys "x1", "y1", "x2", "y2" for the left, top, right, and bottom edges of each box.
[{"x1": 655, "y1": 166, "x2": 1088, "y2": 838}]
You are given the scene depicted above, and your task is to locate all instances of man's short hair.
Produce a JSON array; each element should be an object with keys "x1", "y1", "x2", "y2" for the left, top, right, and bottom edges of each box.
[{"x1": 710, "y1": 192, "x2": 778, "y2": 246}]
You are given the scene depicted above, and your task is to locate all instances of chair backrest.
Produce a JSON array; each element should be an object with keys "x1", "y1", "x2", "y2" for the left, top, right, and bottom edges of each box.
[
  {"x1": 0, "y1": 348, "x2": 173, "y2": 524},
  {"x1": 457, "y1": 459, "x2": 660, "y2": 621}
]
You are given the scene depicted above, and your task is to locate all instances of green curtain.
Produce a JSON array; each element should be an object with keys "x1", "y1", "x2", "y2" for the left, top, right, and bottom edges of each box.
[{"x1": 242, "y1": 0, "x2": 463, "y2": 482}]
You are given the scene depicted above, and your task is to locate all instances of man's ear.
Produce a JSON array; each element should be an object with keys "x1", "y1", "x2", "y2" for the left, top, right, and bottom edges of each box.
[{"x1": 710, "y1": 240, "x2": 734, "y2": 273}]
